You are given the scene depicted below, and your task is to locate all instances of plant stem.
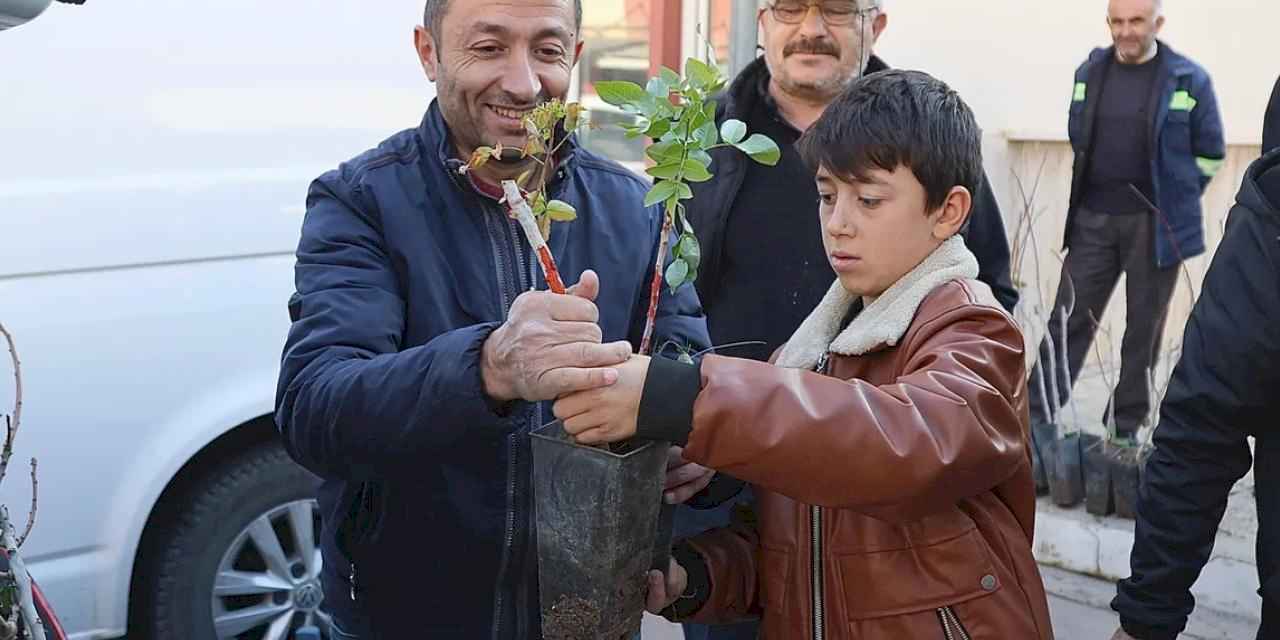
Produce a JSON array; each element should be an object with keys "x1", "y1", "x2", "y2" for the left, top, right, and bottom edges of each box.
[
  {"x1": 638, "y1": 211, "x2": 673, "y2": 355},
  {"x1": 0, "y1": 508, "x2": 43, "y2": 640},
  {"x1": 0, "y1": 323, "x2": 21, "y2": 490},
  {"x1": 501, "y1": 180, "x2": 566, "y2": 294}
]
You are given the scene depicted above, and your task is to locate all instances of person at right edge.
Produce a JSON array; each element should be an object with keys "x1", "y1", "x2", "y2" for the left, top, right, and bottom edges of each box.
[
  {"x1": 1108, "y1": 80, "x2": 1280, "y2": 640},
  {"x1": 1027, "y1": 0, "x2": 1224, "y2": 456}
]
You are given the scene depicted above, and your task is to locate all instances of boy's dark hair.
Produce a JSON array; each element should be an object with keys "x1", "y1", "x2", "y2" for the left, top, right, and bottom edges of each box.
[{"x1": 797, "y1": 69, "x2": 983, "y2": 213}]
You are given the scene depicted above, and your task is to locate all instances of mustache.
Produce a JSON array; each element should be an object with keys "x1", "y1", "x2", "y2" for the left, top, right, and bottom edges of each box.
[{"x1": 784, "y1": 37, "x2": 841, "y2": 57}]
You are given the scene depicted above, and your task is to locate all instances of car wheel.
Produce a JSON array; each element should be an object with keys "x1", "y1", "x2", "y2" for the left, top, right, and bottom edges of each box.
[{"x1": 142, "y1": 442, "x2": 331, "y2": 640}]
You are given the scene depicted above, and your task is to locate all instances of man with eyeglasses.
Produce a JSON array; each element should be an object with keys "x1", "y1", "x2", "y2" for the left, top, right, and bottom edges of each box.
[{"x1": 673, "y1": 1, "x2": 1016, "y2": 639}]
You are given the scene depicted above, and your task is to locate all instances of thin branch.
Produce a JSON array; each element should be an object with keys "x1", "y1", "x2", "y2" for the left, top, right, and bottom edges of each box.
[
  {"x1": 1088, "y1": 309, "x2": 1120, "y2": 440},
  {"x1": 0, "y1": 323, "x2": 22, "y2": 490},
  {"x1": 0, "y1": 508, "x2": 44, "y2": 640},
  {"x1": 17, "y1": 460, "x2": 36, "y2": 549},
  {"x1": 1054, "y1": 258, "x2": 1083, "y2": 430}
]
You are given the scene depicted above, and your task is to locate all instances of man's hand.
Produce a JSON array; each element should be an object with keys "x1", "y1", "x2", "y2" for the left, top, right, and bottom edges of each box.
[
  {"x1": 1109, "y1": 629, "x2": 1137, "y2": 640},
  {"x1": 554, "y1": 355, "x2": 649, "y2": 444},
  {"x1": 646, "y1": 558, "x2": 688, "y2": 615},
  {"x1": 664, "y1": 446, "x2": 714, "y2": 505},
  {"x1": 481, "y1": 270, "x2": 632, "y2": 402}
]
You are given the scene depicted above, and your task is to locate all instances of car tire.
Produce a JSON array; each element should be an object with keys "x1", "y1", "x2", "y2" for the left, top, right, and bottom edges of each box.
[{"x1": 139, "y1": 442, "x2": 328, "y2": 640}]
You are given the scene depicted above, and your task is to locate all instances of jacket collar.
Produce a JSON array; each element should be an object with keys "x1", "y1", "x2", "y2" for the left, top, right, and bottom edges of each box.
[{"x1": 775, "y1": 236, "x2": 981, "y2": 368}]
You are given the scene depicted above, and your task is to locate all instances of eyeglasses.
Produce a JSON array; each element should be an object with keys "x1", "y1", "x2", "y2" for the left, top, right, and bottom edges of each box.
[{"x1": 768, "y1": 1, "x2": 878, "y2": 26}]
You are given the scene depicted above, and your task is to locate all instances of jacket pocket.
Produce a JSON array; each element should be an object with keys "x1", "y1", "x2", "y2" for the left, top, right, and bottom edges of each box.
[
  {"x1": 837, "y1": 527, "x2": 999, "y2": 620},
  {"x1": 336, "y1": 481, "x2": 385, "y2": 565}
]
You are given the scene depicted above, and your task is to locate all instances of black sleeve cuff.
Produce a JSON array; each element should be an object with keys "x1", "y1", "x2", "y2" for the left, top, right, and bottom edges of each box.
[
  {"x1": 1119, "y1": 619, "x2": 1180, "y2": 640},
  {"x1": 662, "y1": 541, "x2": 711, "y2": 621},
  {"x1": 686, "y1": 473, "x2": 747, "y2": 510},
  {"x1": 635, "y1": 355, "x2": 701, "y2": 446}
]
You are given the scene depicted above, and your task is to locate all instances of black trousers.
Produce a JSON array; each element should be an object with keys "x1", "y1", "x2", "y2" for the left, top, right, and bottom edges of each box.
[{"x1": 1029, "y1": 206, "x2": 1180, "y2": 437}]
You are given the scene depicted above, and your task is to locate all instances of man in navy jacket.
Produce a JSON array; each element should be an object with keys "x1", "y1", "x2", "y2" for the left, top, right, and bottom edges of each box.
[
  {"x1": 274, "y1": 1, "x2": 710, "y2": 636},
  {"x1": 1029, "y1": 0, "x2": 1224, "y2": 444}
]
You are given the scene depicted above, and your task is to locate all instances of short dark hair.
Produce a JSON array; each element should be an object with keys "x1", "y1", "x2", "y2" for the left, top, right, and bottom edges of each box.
[
  {"x1": 797, "y1": 69, "x2": 983, "y2": 213},
  {"x1": 424, "y1": 0, "x2": 583, "y2": 36}
]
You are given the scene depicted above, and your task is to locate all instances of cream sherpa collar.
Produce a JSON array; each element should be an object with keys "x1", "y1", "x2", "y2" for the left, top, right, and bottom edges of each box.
[{"x1": 775, "y1": 236, "x2": 984, "y2": 368}]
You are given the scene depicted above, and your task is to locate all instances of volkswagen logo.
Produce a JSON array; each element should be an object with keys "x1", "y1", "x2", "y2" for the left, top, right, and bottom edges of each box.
[{"x1": 294, "y1": 582, "x2": 324, "y2": 611}]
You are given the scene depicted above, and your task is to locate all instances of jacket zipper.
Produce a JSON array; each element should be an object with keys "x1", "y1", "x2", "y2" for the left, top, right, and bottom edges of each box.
[
  {"x1": 812, "y1": 352, "x2": 831, "y2": 640},
  {"x1": 487, "y1": 205, "x2": 530, "y2": 640},
  {"x1": 937, "y1": 606, "x2": 973, "y2": 640},
  {"x1": 811, "y1": 504, "x2": 824, "y2": 640}
]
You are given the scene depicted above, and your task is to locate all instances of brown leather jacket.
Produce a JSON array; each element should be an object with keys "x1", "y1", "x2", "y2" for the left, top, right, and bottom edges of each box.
[{"x1": 676, "y1": 278, "x2": 1053, "y2": 639}]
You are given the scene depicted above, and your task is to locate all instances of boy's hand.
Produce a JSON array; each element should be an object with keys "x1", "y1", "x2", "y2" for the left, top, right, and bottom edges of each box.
[
  {"x1": 554, "y1": 355, "x2": 649, "y2": 444},
  {"x1": 665, "y1": 446, "x2": 714, "y2": 504},
  {"x1": 646, "y1": 558, "x2": 688, "y2": 614}
]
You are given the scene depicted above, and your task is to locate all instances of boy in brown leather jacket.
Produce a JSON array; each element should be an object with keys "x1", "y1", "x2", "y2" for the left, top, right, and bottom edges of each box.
[{"x1": 554, "y1": 69, "x2": 1053, "y2": 639}]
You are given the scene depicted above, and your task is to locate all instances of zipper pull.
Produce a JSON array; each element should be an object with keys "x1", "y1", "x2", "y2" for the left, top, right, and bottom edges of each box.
[
  {"x1": 816, "y1": 352, "x2": 831, "y2": 374},
  {"x1": 349, "y1": 563, "x2": 358, "y2": 602}
]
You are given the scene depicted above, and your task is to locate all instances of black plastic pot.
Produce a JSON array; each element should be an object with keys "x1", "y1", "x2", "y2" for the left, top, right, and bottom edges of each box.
[
  {"x1": 1110, "y1": 444, "x2": 1143, "y2": 519},
  {"x1": 1047, "y1": 431, "x2": 1085, "y2": 508},
  {"x1": 530, "y1": 421, "x2": 669, "y2": 640},
  {"x1": 1081, "y1": 434, "x2": 1114, "y2": 516},
  {"x1": 1030, "y1": 421, "x2": 1056, "y2": 496}
]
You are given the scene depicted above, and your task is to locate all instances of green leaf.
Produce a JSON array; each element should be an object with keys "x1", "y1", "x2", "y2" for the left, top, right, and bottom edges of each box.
[
  {"x1": 677, "y1": 233, "x2": 702, "y2": 271},
  {"x1": 645, "y1": 180, "x2": 679, "y2": 207},
  {"x1": 545, "y1": 199, "x2": 577, "y2": 222},
  {"x1": 703, "y1": 100, "x2": 718, "y2": 122},
  {"x1": 645, "y1": 162, "x2": 683, "y2": 180},
  {"x1": 689, "y1": 149, "x2": 713, "y2": 168},
  {"x1": 687, "y1": 99, "x2": 709, "y2": 130},
  {"x1": 660, "y1": 66, "x2": 682, "y2": 88},
  {"x1": 665, "y1": 258, "x2": 690, "y2": 290},
  {"x1": 695, "y1": 121, "x2": 719, "y2": 148},
  {"x1": 720, "y1": 119, "x2": 747, "y2": 145},
  {"x1": 644, "y1": 118, "x2": 672, "y2": 140},
  {"x1": 595, "y1": 81, "x2": 648, "y2": 108},
  {"x1": 685, "y1": 58, "x2": 719, "y2": 91},
  {"x1": 734, "y1": 133, "x2": 782, "y2": 166},
  {"x1": 676, "y1": 182, "x2": 694, "y2": 200},
  {"x1": 646, "y1": 76, "x2": 670, "y2": 99},
  {"x1": 645, "y1": 139, "x2": 684, "y2": 164},
  {"x1": 682, "y1": 158, "x2": 712, "y2": 182},
  {"x1": 677, "y1": 351, "x2": 695, "y2": 365}
]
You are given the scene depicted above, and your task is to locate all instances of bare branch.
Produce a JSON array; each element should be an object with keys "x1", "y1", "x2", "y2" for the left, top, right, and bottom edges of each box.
[
  {"x1": 1054, "y1": 259, "x2": 1083, "y2": 429},
  {"x1": 1088, "y1": 309, "x2": 1120, "y2": 440},
  {"x1": 17, "y1": 460, "x2": 37, "y2": 549},
  {"x1": 0, "y1": 323, "x2": 21, "y2": 490},
  {"x1": 0, "y1": 508, "x2": 44, "y2": 640}
]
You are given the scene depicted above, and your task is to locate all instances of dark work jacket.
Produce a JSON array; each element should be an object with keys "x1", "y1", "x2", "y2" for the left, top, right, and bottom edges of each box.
[
  {"x1": 1068, "y1": 42, "x2": 1226, "y2": 268},
  {"x1": 274, "y1": 101, "x2": 709, "y2": 638}
]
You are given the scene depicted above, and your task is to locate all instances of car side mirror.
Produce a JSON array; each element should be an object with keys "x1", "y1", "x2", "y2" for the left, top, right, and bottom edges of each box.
[{"x1": 1, "y1": 0, "x2": 81, "y2": 31}]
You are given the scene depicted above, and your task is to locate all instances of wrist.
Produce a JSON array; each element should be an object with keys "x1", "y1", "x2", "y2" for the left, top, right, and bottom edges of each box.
[{"x1": 480, "y1": 327, "x2": 516, "y2": 403}]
